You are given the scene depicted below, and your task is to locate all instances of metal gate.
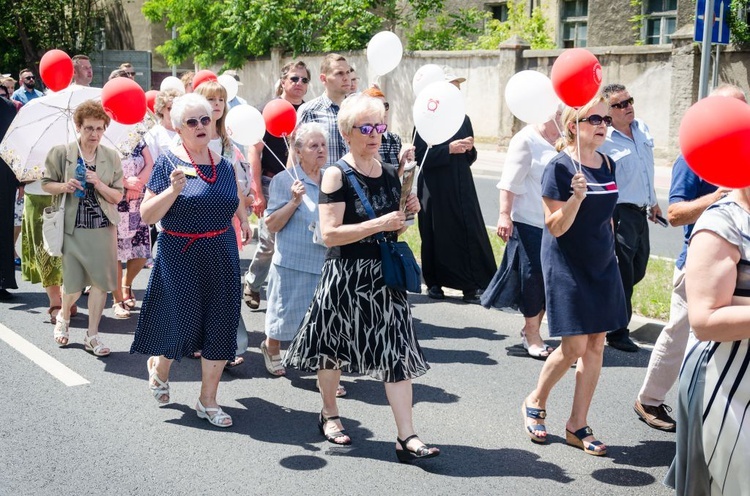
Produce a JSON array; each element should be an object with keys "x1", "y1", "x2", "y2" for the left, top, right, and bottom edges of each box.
[{"x1": 89, "y1": 50, "x2": 152, "y2": 90}]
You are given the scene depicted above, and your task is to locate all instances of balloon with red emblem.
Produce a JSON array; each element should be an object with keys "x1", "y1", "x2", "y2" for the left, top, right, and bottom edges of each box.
[
  {"x1": 262, "y1": 99, "x2": 297, "y2": 137},
  {"x1": 101, "y1": 78, "x2": 147, "y2": 125},
  {"x1": 680, "y1": 95, "x2": 750, "y2": 188},
  {"x1": 550, "y1": 48, "x2": 602, "y2": 108},
  {"x1": 192, "y1": 70, "x2": 218, "y2": 90},
  {"x1": 39, "y1": 50, "x2": 74, "y2": 92}
]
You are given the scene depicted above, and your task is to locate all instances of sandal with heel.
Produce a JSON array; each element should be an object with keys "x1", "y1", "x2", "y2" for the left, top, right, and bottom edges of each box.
[
  {"x1": 521, "y1": 331, "x2": 554, "y2": 359},
  {"x1": 318, "y1": 411, "x2": 351, "y2": 445},
  {"x1": 566, "y1": 425, "x2": 607, "y2": 456},
  {"x1": 522, "y1": 400, "x2": 548, "y2": 443},
  {"x1": 195, "y1": 400, "x2": 232, "y2": 428},
  {"x1": 396, "y1": 434, "x2": 440, "y2": 463},
  {"x1": 84, "y1": 334, "x2": 110, "y2": 357},
  {"x1": 147, "y1": 356, "x2": 170, "y2": 404}
]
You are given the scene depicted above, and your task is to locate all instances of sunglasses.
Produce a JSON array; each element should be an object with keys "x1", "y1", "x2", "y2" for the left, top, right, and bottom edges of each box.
[
  {"x1": 126, "y1": 72, "x2": 136, "y2": 77},
  {"x1": 383, "y1": 102, "x2": 390, "y2": 111},
  {"x1": 610, "y1": 97, "x2": 634, "y2": 109},
  {"x1": 289, "y1": 76, "x2": 310, "y2": 84},
  {"x1": 184, "y1": 115, "x2": 212, "y2": 128},
  {"x1": 578, "y1": 114, "x2": 612, "y2": 126},
  {"x1": 23, "y1": 76, "x2": 35, "y2": 81},
  {"x1": 356, "y1": 123, "x2": 387, "y2": 135}
]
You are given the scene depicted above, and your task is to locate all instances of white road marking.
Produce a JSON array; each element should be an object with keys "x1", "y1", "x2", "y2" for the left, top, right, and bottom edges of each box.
[{"x1": 0, "y1": 323, "x2": 89, "y2": 387}]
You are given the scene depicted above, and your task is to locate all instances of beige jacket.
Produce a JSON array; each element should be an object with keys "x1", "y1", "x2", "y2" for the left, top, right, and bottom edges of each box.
[{"x1": 42, "y1": 142, "x2": 124, "y2": 234}]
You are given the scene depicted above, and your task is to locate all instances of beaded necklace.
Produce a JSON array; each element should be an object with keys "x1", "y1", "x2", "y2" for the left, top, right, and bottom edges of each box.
[{"x1": 182, "y1": 144, "x2": 217, "y2": 183}]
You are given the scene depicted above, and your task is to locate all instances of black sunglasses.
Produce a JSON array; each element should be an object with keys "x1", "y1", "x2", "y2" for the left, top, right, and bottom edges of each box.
[
  {"x1": 610, "y1": 97, "x2": 634, "y2": 109},
  {"x1": 578, "y1": 114, "x2": 612, "y2": 126},
  {"x1": 383, "y1": 102, "x2": 390, "y2": 111},
  {"x1": 184, "y1": 115, "x2": 212, "y2": 128},
  {"x1": 23, "y1": 76, "x2": 35, "y2": 81},
  {"x1": 356, "y1": 123, "x2": 387, "y2": 135},
  {"x1": 288, "y1": 76, "x2": 310, "y2": 84},
  {"x1": 126, "y1": 71, "x2": 136, "y2": 77}
]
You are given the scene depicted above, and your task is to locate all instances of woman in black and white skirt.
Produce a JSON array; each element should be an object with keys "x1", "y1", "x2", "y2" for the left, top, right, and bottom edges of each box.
[{"x1": 283, "y1": 94, "x2": 439, "y2": 463}]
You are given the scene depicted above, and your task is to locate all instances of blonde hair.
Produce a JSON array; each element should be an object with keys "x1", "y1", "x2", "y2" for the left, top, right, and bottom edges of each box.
[
  {"x1": 193, "y1": 80, "x2": 232, "y2": 157},
  {"x1": 555, "y1": 96, "x2": 607, "y2": 152}
]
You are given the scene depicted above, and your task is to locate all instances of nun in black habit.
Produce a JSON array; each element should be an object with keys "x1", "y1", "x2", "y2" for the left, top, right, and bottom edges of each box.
[{"x1": 415, "y1": 112, "x2": 496, "y2": 303}]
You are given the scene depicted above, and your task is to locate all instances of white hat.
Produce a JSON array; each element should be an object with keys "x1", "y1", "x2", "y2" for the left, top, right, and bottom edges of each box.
[{"x1": 442, "y1": 66, "x2": 466, "y2": 84}]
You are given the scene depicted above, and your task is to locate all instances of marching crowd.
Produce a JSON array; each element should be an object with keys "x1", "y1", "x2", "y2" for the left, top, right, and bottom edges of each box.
[{"x1": 1, "y1": 52, "x2": 748, "y2": 491}]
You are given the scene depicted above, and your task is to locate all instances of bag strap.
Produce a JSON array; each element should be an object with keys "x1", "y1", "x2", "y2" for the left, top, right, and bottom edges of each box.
[{"x1": 336, "y1": 159, "x2": 386, "y2": 243}]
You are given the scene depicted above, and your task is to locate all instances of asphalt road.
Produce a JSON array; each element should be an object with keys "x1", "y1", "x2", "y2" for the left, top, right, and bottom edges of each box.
[{"x1": 1, "y1": 243, "x2": 676, "y2": 495}]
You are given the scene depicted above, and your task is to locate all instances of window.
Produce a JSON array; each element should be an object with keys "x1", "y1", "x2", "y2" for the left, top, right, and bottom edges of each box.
[
  {"x1": 643, "y1": 0, "x2": 677, "y2": 44},
  {"x1": 561, "y1": 0, "x2": 588, "y2": 47},
  {"x1": 486, "y1": 2, "x2": 508, "y2": 22}
]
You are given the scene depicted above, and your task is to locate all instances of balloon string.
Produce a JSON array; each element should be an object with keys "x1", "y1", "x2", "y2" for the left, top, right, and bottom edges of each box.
[
  {"x1": 263, "y1": 139, "x2": 297, "y2": 181},
  {"x1": 282, "y1": 134, "x2": 300, "y2": 181},
  {"x1": 574, "y1": 120, "x2": 582, "y2": 174}
]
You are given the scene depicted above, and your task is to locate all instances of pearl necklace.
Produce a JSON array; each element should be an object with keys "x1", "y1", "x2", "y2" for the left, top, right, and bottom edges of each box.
[{"x1": 183, "y1": 144, "x2": 217, "y2": 183}]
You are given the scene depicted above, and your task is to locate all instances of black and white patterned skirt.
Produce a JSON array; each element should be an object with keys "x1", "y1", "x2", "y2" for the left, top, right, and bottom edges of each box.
[{"x1": 283, "y1": 258, "x2": 430, "y2": 383}]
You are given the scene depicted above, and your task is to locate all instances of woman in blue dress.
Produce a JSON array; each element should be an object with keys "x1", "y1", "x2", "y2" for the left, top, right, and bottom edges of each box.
[
  {"x1": 131, "y1": 94, "x2": 251, "y2": 427},
  {"x1": 521, "y1": 96, "x2": 627, "y2": 456}
]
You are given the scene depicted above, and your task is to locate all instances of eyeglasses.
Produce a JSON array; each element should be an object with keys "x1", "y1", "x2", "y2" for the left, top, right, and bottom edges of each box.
[
  {"x1": 383, "y1": 102, "x2": 390, "y2": 111},
  {"x1": 356, "y1": 123, "x2": 387, "y2": 135},
  {"x1": 610, "y1": 97, "x2": 634, "y2": 109},
  {"x1": 126, "y1": 72, "x2": 136, "y2": 77},
  {"x1": 23, "y1": 76, "x2": 35, "y2": 81},
  {"x1": 82, "y1": 125, "x2": 106, "y2": 134},
  {"x1": 288, "y1": 76, "x2": 310, "y2": 84},
  {"x1": 184, "y1": 115, "x2": 212, "y2": 128},
  {"x1": 578, "y1": 114, "x2": 612, "y2": 126}
]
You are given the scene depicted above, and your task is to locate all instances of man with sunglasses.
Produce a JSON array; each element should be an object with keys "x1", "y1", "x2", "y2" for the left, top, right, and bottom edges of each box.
[
  {"x1": 243, "y1": 60, "x2": 311, "y2": 310},
  {"x1": 599, "y1": 83, "x2": 662, "y2": 353},
  {"x1": 11, "y1": 69, "x2": 43, "y2": 106}
]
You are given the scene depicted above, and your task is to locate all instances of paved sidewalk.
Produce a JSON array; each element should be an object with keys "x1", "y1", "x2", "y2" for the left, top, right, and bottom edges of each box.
[{"x1": 472, "y1": 144, "x2": 673, "y2": 193}]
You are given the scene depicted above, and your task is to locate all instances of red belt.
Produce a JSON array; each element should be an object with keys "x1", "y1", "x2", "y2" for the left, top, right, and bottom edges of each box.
[{"x1": 163, "y1": 226, "x2": 229, "y2": 252}]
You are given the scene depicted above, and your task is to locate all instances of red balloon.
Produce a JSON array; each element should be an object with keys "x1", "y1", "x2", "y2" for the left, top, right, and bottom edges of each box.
[
  {"x1": 145, "y1": 90, "x2": 159, "y2": 113},
  {"x1": 192, "y1": 70, "x2": 218, "y2": 90},
  {"x1": 680, "y1": 96, "x2": 750, "y2": 188},
  {"x1": 550, "y1": 48, "x2": 602, "y2": 108},
  {"x1": 101, "y1": 78, "x2": 147, "y2": 125},
  {"x1": 39, "y1": 49, "x2": 74, "y2": 92},
  {"x1": 262, "y1": 99, "x2": 297, "y2": 137}
]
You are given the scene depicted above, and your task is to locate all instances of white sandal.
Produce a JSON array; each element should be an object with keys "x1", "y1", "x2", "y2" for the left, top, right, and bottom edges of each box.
[
  {"x1": 195, "y1": 400, "x2": 232, "y2": 428},
  {"x1": 112, "y1": 302, "x2": 131, "y2": 319},
  {"x1": 84, "y1": 334, "x2": 111, "y2": 357},
  {"x1": 260, "y1": 341, "x2": 286, "y2": 376},
  {"x1": 53, "y1": 315, "x2": 69, "y2": 347},
  {"x1": 147, "y1": 356, "x2": 170, "y2": 404}
]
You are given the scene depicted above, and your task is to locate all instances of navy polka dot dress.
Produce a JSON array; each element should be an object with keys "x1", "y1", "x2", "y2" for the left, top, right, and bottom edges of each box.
[{"x1": 130, "y1": 151, "x2": 240, "y2": 361}]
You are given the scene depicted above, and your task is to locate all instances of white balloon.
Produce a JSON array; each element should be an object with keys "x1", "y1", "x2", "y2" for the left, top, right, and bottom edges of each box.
[
  {"x1": 218, "y1": 74, "x2": 239, "y2": 102},
  {"x1": 366, "y1": 31, "x2": 403, "y2": 76},
  {"x1": 225, "y1": 105, "x2": 265, "y2": 146},
  {"x1": 412, "y1": 64, "x2": 445, "y2": 97},
  {"x1": 413, "y1": 81, "x2": 466, "y2": 146},
  {"x1": 159, "y1": 76, "x2": 185, "y2": 94},
  {"x1": 504, "y1": 70, "x2": 560, "y2": 125}
]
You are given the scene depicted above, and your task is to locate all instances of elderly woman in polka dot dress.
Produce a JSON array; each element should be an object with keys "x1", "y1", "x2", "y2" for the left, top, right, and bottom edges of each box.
[{"x1": 131, "y1": 93, "x2": 251, "y2": 428}]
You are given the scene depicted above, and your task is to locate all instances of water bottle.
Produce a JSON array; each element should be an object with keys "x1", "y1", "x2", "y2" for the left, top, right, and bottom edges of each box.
[{"x1": 74, "y1": 157, "x2": 87, "y2": 198}]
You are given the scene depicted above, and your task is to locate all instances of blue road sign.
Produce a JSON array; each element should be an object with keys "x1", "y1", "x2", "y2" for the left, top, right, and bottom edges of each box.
[{"x1": 695, "y1": 0, "x2": 731, "y2": 44}]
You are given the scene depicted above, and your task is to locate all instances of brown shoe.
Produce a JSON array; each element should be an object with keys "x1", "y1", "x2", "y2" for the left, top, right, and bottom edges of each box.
[
  {"x1": 634, "y1": 400, "x2": 676, "y2": 432},
  {"x1": 243, "y1": 283, "x2": 260, "y2": 310}
]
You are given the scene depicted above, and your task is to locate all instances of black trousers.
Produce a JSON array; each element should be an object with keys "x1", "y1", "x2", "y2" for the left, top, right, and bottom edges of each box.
[{"x1": 609, "y1": 204, "x2": 650, "y2": 340}]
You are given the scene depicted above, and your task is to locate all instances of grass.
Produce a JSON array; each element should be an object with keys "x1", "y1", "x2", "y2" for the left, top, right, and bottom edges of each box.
[{"x1": 402, "y1": 220, "x2": 672, "y2": 321}]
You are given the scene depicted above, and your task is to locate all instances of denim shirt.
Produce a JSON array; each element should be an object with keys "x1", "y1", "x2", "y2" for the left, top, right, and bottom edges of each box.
[
  {"x1": 266, "y1": 165, "x2": 327, "y2": 274},
  {"x1": 599, "y1": 118, "x2": 656, "y2": 207}
]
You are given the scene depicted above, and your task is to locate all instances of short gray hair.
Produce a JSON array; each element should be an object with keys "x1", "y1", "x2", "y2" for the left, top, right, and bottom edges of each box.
[
  {"x1": 170, "y1": 93, "x2": 212, "y2": 129},
  {"x1": 337, "y1": 94, "x2": 386, "y2": 137},
  {"x1": 292, "y1": 122, "x2": 329, "y2": 151}
]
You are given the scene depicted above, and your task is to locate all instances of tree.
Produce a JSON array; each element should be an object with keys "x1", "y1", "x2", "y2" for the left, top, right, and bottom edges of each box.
[
  {"x1": 472, "y1": 1, "x2": 555, "y2": 50},
  {"x1": 142, "y1": 0, "x2": 388, "y2": 69},
  {"x1": 0, "y1": 0, "x2": 105, "y2": 78}
]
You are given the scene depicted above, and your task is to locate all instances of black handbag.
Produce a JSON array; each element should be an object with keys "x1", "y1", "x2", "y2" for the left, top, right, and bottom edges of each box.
[{"x1": 338, "y1": 160, "x2": 422, "y2": 293}]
